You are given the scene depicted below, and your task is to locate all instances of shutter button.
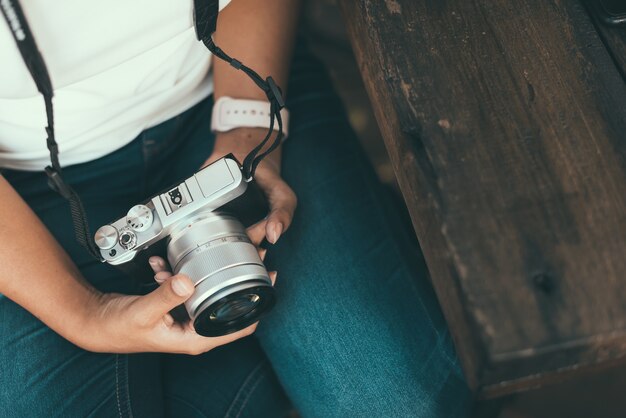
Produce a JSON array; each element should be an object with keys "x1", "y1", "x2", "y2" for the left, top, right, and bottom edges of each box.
[{"x1": 94, "y1": 225, "x2": 118, "y2": 250}]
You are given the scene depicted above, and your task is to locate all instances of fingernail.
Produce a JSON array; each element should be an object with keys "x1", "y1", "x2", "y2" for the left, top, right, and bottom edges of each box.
[
  {"x1": 149, "y1": 258, "x2": 164, "y2": 268},
  {"x1": 154, "y1": 271, "x2": 169, "y2": 284},
  {"x1": 172, "y1": 277, "x2": 193, "y2": 296},
  {"x1": 259, "y1": 248, "x2": 267, "y2": 261},
  {"x1": 269, "y1": 223, "x2": 283, "y2": 244}
]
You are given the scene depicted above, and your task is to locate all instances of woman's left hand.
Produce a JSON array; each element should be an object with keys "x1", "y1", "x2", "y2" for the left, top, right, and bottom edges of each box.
[{"x1": 204, "y1": 127, "x2": 297, "y2": 247}]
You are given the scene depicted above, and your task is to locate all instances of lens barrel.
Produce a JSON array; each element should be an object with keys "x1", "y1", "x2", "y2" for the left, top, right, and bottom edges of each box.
[{"x1": 167, "y1": 212, "x2": 275, "y2": 337}]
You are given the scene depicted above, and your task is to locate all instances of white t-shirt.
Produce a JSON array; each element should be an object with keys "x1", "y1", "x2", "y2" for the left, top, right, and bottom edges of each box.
[{"x1": 0, "y1": 0, "x2": 230, "y2": 171}]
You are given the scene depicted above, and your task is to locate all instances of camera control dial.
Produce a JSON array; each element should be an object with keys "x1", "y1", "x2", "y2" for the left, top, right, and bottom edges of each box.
[
  {"x1": 94, "y1": 225, "x2": 118, "y2": 250},
  {"x1": 126, "y1": 204, "x2": 153, "y2": 232}
]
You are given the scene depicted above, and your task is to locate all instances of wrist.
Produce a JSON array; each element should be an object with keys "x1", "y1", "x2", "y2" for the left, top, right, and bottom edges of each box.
[
  {"x1": 214, "y1": 127, "x2": 282, "y2": 166},
  {"x1": 66, "y1": 287, "x2": 112, "y2": 351}
]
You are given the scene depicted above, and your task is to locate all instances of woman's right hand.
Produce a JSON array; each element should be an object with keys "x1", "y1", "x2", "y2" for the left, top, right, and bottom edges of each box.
[{"x1": 78, "y1": 273, "x2": 271, "y2": 355}]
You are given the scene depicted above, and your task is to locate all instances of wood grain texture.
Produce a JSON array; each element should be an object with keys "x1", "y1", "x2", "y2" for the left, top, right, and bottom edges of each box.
[{"x1": 339, "y1": 0, "x2": 626, "y2": 397}]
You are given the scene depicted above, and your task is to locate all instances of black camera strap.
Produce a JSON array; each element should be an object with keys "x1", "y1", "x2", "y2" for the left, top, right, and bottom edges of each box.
[
  {"x1": 2, "y1": 0, "x2": 285, "y2": 260},
  {"x1": 1, "y1": 0, "x2": 102, "y2": 260}
]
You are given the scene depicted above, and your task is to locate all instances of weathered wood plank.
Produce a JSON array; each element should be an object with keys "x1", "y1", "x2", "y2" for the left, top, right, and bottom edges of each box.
[{"x1": 339, "y1": 0, "x2": 626, "y2": 397}]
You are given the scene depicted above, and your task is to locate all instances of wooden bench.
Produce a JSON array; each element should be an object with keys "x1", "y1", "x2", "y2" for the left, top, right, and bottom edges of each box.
[{"x1": 339, "y1": 0, "x2": 626, "y2": 399}]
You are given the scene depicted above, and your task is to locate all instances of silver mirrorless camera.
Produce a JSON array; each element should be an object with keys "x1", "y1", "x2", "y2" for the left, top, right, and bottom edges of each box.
[{"x1": 93, "y1": 156, "x2": 275, "y2": 337}]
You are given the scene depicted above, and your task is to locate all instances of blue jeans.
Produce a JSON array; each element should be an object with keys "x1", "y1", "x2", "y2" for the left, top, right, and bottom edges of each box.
[{"x1": 0, "y1": 45, "x2": 471, "y2": 417}]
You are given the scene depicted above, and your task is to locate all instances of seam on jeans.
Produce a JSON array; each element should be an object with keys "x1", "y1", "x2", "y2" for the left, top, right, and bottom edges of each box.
[
  {"x1": 114, "y1": 355, "x2": 133, "y2": 418},
  {"x1": 115, "y1": 355, "x2": 123, "y2": 418},
  {"x1": 233, "y1": 368, "x2": 266, "y2": 418},
  {"x1": 123, "y1": 355, "x2": 134, "y2": 418},
  {"x1": 223, "y1": 361, "x2": 265, "y2": 418}
]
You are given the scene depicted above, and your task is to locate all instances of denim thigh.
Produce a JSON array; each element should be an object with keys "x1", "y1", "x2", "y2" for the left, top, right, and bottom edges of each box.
[
  {"x1": 254, "y1": 47, "x2": 473, "y2": 417},
  {"x1": 1, "y1": 100, "x2": 288, "y2": 418}
]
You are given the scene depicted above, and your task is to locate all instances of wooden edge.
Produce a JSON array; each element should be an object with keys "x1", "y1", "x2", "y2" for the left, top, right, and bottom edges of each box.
[
  {"x1": 339, "y1": 0, "x2": 626, "y2": 396},
  {"x1": 481, "y1": 352, "x2": 626, "y2": 399},
  {"x1": 338, "y1": 0, "x2": 488, "y2": 391}
]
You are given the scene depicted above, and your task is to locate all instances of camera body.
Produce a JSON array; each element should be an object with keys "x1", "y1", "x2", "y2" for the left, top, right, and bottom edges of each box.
[
  {"x1": 94, "y1": 155, "x2": 274, "y2": 337},
  {"x1": 97, "y1": 156, "x2": 257, "y2": 264}
]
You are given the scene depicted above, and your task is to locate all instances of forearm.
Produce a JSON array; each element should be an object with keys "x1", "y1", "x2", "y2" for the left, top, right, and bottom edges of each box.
[
  {"x1": 0, "y1": 176, "x2": 98, "y2": 346},
  {"x1": 213, "y1": 0, "x2": 301, "y2": 101}
]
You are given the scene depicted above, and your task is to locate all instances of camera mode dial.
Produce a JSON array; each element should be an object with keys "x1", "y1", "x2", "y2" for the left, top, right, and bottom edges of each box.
[{"x1": 126, "y1": 204, "x2": 153, "y2": 232}]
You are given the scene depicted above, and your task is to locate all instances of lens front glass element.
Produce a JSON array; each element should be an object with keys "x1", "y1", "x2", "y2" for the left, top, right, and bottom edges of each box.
[{"x1": 210, "y1": 294, "x2": 261, "y2": 323}]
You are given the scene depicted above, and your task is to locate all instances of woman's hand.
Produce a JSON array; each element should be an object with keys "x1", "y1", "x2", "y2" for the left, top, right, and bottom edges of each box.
[
  {"x1": 76, "y1": 128, "x2": 293, "y2": 355},
  {"x1": 73, "y1": 128, "x2": 291, "y2": 355},
  {"x1": 79, "y1": 270, "x2": 275, "y2": 354},
  {"x1": 206, "y1": 127, "x2": 297, "y2": 246}
]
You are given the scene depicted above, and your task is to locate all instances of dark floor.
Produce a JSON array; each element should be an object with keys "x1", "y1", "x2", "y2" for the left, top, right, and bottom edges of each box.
[{"x1": 302, "y1": 1, "x2": 626, "y2": 417}]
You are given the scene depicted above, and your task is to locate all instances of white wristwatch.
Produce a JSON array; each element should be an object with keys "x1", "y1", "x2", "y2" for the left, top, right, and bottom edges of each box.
[{"x1": 211, "y1": 96, "x2": 290, "y2": 139}]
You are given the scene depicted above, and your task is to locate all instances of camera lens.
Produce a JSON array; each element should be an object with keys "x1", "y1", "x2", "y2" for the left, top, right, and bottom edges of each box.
[
  {"x1": 193, "y1": 285, "x2": 275, "y2": 336},
  {"x1": 167, "y1": 212, "x2": 275, "y2": 337}
]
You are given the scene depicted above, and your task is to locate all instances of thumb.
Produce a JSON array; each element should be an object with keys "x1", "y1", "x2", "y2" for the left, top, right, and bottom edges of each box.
[{"x1": 135, "y1": 274, "x2": 194, "y2": 324}]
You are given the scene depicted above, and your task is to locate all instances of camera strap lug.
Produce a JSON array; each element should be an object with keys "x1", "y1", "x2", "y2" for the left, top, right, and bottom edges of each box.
[{"x1": 45, "y1": 167, "x2": 71, "y2": 199}]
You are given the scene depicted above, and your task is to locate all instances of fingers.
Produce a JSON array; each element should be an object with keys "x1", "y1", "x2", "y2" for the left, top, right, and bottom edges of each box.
[
  {"x1": 254, "y1": 169, "x2": 297, "y2": 245},
  {"x1": 149, "y1": 256, "x2": 168, "y2": 272},
  {"x1": 149, "y1": 256, "x2": 173, "y2": 284},
  {"x1": 162, "y1": 313, "x2": 175, "y2": 327},
  {"x1": 266, "y1": 214, "x2": 285, "y2": 244},
  {"x1": 266, "y1": 187, "x2": 297, "y2": 243},
  {"x1": 245, "y1": 186, "x2": 296, "y2": 245},
  {"x1": 246, "y1": 221, "x2": 268, "y2": 247},
  {"x1": 183, "y1": 322, "x2": 260, "y2": 355},
  {"x1": 262, "y1": 176, "x2": 296, "y2": 243},
  {"x1": 133, "y1": 274, "x2": 194, "y2": 326},
  {"x1": 154, "y1": 271, "x2": 172, "y2": 284},
  {"x1": 146, "y1": 252, "x2": 272, "y2": 297},
  {"x1": 156, "y1": 319, "x2": 260, "y2": 355}
]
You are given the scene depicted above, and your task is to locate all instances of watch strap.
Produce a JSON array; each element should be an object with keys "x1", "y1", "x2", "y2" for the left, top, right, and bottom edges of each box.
[{"x1": 211, "y1": 96, "x2": 290, "y2": 138}]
